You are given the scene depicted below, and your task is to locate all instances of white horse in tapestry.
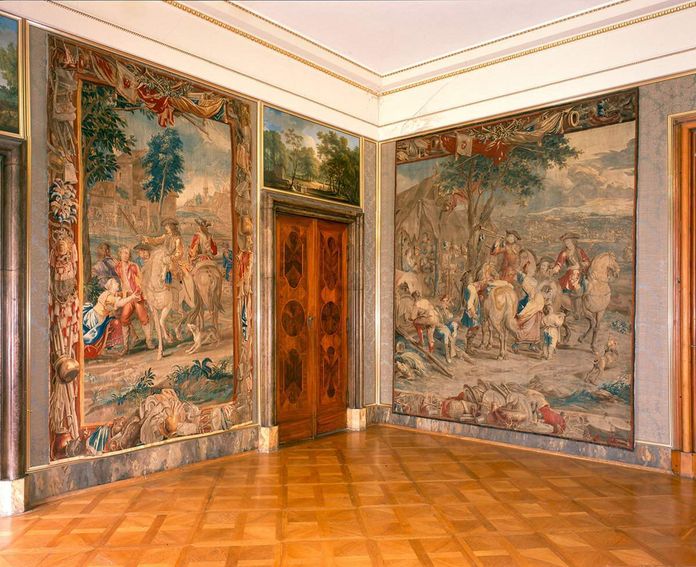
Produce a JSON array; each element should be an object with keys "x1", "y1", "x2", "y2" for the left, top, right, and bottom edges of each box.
[{"x1": 140, "y1": 246, "x2": 193, "y2": 360}]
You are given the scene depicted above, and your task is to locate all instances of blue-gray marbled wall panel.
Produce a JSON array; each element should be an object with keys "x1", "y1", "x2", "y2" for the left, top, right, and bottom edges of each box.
[
  {"x1": 365, "y1": 404, "x2": 671, "y2": 470},
  {"x1": 28, "y1": 424, "x2": 258, "y2": 503},
  {"x1": 363, "y1": 141, "x2": 377, "y2": 405},
  {"x1": 28, "y1": 26, "x2": 51, "y2": 468},
  {"x1": 379, "y1": 143, "x2": 396, "y2": 404}
]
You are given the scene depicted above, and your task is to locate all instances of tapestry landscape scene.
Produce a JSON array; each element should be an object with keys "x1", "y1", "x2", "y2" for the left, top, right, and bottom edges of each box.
[
  {"x1": 393, "y1": 91, "x2": 637, "y2": 448},
  {"x1": 0, "y1": 15, "x2": 19, "y2": 134},
  {"x1": 263, "y1": 106, "x2": 360, "y2": 205},
  {"x1": 47, "y1": 37, "x2": 254, "y2": 460}
]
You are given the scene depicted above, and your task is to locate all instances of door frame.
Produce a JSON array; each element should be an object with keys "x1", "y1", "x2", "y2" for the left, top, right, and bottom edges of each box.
[
  {"x1": 672, "y1": 112, "x2": 696, "y2": 476},
  {"x1": 259, "y1": 190, "x2": 364, "y2": 429}
]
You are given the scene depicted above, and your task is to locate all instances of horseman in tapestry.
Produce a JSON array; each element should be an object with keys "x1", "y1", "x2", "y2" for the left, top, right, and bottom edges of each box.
[{"x1": 393, "y1": 90, "x2": 637, "y2": 450}]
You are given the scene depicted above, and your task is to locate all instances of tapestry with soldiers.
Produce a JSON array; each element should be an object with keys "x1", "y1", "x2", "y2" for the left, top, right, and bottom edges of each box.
[
  {"x1": 47, "y1": 36, "x2": 254, "y2": 460},
  {"x1": 393, "y1": 90, "x2": 637, "y2": 448}
]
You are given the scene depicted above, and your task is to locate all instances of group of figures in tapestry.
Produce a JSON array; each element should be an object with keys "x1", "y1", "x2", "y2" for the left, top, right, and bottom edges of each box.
[
  {"x1": 47, "y1": 36, "x2": 254, "y2": 460},
  {"x1": 393, "y1": 91, "x2": 637, "y2": 448}
]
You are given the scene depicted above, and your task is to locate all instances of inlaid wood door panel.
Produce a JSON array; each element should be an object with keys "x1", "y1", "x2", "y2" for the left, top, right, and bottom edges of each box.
[
  {"x1": 275, "y1": 214, "x2": 348, "y2": 443},
  {"x1": 316, "y1": 220, "x2": 348, "y2": 435},
  {"x1": 276, "y1": 215, "x2": 316, "y2": 443}
]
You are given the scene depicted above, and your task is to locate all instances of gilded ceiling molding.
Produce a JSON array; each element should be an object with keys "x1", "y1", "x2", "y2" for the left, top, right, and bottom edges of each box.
[
  {"x1": 44, "y1": 0, "x2": 696, "y2": 98},
  {"x1": 381, "y1": 0, "x2": 696, "y2": 95},
  {"x1": 225, "y1": 0, "x2": 379, "y2": 76},
  {"x1": 227, "y1": 0, "x2": 632, "y2": 78},
  {"x1": 163, "y1": 0, "x2": 379, "y2": 95}
]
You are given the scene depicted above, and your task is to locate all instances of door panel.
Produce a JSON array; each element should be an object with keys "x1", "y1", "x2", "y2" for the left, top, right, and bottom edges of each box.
[
  {"x1": 276, "y1": 214, "x2": 316, "y2": 443},
  {"x1": 316, "y1": 220, "x2": 348, "y2": 435},
  {"x1": 275, "y1": 214, "x2": 349, "y2": 443}
]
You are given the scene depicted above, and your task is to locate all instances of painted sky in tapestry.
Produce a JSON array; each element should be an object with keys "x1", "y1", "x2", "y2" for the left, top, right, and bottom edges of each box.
[
  {"x1": 47, "y1": 36, "x2": 254, "y2": 461},
  {"x1": 393, "y1": 91, "x2": 637, "y2": 449},
  {"x1": 263, "y1": 106, "x2": 360, "y2": 206}
]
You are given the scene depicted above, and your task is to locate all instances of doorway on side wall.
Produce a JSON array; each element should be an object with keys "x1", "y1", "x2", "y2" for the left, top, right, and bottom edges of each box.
[
  {"x1": 673, "y1": 113, "x2": 696, "y2": 477},
  {"x1": 275, "y1": 213, "x2": 349, "y2": 443}
]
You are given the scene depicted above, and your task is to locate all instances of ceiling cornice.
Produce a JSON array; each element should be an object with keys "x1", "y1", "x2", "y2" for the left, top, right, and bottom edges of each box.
[
  {"x1": 224, "y1": 0, "x2": 379, "y2": 77},
  {"x1": 227, "y1": 0, "x2": 634, "y2": 78},
  {"x1": 166, "y1": 0, "x2": 696, "y2": 96},
  {"x1": 381, "y1": 0, "x2": 696, "y2": 95},
  {"x1": 163, "y1": 0, "x2": 379, "y2": 95}
]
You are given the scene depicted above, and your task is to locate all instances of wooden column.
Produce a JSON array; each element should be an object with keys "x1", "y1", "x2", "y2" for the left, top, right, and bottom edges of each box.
[{"x1": 673, "y1": 117, "x2": 696, "y2": 477}]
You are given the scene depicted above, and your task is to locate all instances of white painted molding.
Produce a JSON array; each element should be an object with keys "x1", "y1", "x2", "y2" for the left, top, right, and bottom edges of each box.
[{"x1": 1, "y1": 0, "x2": 694, "y2": 140}]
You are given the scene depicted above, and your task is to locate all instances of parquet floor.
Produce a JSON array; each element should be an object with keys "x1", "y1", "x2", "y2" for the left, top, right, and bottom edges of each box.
[{"x1": 2, "y1": 426, "x2": 696, "y2": 566}]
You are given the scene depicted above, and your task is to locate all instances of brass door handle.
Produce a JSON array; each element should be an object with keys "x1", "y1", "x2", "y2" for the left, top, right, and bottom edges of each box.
[{"x1": 307, "y1": 315, "x2": 315, "y2": 328}]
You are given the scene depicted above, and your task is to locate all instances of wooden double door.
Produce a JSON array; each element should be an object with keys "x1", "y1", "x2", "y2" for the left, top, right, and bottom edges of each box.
[{"x1": 275, "y1": 214, "x2": 349, "y2": 443}]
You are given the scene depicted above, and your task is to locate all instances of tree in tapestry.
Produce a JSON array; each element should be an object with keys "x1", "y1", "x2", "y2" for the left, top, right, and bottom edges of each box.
[
  {"x1": 47, "y1": 36, "x2": 255, "y2": 461},
  {"x1": 393, "y1": 91, "x2": 637, "y2": 448}
]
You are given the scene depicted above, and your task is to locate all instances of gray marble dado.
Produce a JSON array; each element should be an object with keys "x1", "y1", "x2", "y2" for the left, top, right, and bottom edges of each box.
[
  {"x1": 28, "y1": 425, "x2": 258, "y2": 504},
  {"x1": 367, "y1": 405, "x2": 670, "y2": 471},
  {"x1": 634, "y1": 76, "x2": 696, "y2": 446},
  {"x1": 379, "y1": 143, "x2": 396, "y2": 404},
  {"x1": 28, "y1": 25, "x2": 52, "y2": 468},
  {"x1": 363, "y1": 141, "x2": 377, "y2": 405}
]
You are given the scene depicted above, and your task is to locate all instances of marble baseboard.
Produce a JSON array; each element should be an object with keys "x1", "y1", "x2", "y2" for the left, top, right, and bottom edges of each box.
[
  {"x1": 28, "y1": 424, "x2": 259, "y2": 505},
  {"x1": 0, "y1": 478, "x2": 27, "y2": 516},
  {"x1": 258, "y1": 426, "x2": 279, "y2": 453},
  {"x1": 347, "y1": 408, "x2": 367, "y2": 431},
  {"x1": 367, "y1": 404, "x2": 671, "y2": 471}
]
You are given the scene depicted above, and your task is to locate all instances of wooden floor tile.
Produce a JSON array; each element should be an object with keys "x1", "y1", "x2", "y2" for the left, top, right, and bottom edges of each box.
[{"x1": 5, "y1": 426, "x2": 696, "y2": 565}]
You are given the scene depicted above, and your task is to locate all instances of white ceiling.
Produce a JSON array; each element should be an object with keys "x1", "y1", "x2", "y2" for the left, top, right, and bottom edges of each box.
[{"x1": 235, "y1": 0, "x2": 618, "y2": 75}]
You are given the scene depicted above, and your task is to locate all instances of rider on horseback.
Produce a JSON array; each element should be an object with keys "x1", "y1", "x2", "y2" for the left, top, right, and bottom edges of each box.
[
  {"x1": 189, "y1": 218, "x2": 218, "y2": 267},
  {"x1": 141, "y1": 217, "x2": 188, "y2": 285},
  {"x1": 552, "y1": 232, "x2": 590, "y2": 315},
  {"x1": 490, "y1": 230, "x2": 522, "y2": 284}
]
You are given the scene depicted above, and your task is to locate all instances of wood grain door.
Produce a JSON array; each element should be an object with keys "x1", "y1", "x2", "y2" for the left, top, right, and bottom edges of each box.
[
  {"x1": 275, "y1": 214, "x2": 348, "y2": 443},
  {"x1": 316, "y1": 220, "x2": 348, "y2": 435}
]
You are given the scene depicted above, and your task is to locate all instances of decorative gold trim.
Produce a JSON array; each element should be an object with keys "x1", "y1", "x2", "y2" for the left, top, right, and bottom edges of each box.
[
  {"x1": 228, "y1": 0, "x2": 631, "y2": 79},
  {"x1": 226, "y1": 0, "x2": 378, "y2": 76},
  {"x1": 255, "y1": 100, "x2": 263, "y2": 424},
  {"x1": 22, "y1": 17, "x2": 31, "y2": 472},
  {"x1": 166, "y1": 0, "x2": 695, "y2": 98},
  {"x1": 163, "y1": 0, "x2": 379, "y2": 95},
  {"x1": 381, "y1": 1, "x2": 696, "y2": 96},
  {"x1": 381, "y1": 0, "x2": 633, "y2": 77}
]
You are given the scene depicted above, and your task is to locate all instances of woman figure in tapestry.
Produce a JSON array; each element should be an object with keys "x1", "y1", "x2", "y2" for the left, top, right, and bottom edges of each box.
[{"x1": 82, "y1": 278, "x2": 138, "y2": 359}]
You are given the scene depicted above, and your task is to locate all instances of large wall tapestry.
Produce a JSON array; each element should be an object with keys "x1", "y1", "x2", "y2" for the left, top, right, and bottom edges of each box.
[
  {"x1": 393, "y1": 90, "x2": 637, "y2": 449},
  {"x1": 263, "y1": 105, "x2": 360, "y2": 206},
  {"x1": 47, "y1": 36, "x2": 254, "y2": 461}
]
